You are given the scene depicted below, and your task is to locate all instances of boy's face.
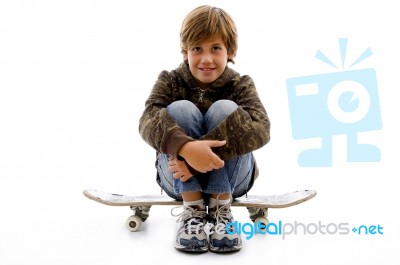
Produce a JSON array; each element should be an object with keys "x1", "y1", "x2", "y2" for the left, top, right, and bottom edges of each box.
[{"x1": 184, "y1": 36, "x2": 234, "y2": 88}]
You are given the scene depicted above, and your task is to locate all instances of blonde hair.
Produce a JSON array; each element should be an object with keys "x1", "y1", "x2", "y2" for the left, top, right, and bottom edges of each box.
[{"x1": 180, "y1": 5, "x2": 238, "y2": 63}]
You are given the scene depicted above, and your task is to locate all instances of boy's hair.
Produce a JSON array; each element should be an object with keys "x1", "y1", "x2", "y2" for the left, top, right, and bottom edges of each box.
[{"x1": 180, "y1": 5, "x2": 238, "y2": 64}]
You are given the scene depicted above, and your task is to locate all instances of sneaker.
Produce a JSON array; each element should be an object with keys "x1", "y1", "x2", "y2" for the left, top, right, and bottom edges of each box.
[
  {"x1": 208, "y1": 203, "x2": 242, "y2": 252},
  {"x1": 171, "y1": 206, "x2": 208, "y2": 253}
]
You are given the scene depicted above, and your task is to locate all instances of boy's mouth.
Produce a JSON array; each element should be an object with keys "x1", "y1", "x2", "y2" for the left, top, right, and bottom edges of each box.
[{"x1": 199, "y1": 67, "x2": 216, "y2": 72}]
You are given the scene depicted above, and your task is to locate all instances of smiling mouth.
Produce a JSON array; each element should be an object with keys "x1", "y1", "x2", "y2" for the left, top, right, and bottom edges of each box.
[{"x1": 199, "y1": 68, "x2": 215, "y2": 72}]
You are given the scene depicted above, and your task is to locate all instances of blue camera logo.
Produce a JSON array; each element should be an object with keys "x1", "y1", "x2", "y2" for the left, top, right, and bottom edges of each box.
[{"x1": 286, "y1": 38, "x2": 382, "y2": 167}]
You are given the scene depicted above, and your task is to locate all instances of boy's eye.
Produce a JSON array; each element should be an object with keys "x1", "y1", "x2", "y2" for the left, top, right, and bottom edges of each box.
[
  {"x1": 192, "y1": 47, "x2": 202, "y2": 52},
  {"x1": 212, "y1": 46, "x2": 222, "y2": 52}
]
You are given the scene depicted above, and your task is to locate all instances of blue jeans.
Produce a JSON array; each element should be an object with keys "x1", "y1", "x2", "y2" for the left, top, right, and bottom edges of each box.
[{"x1": 156, "y1": 100, "x2": 255, "y2": 201}]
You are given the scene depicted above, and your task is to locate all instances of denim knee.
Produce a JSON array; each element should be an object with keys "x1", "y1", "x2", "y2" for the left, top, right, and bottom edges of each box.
[
  {"x1": 208, "y1": 100, "x2": 238, "y2": 116},
  {"x1": 167, "y1": 100, "x2": 202, "y2": 121},
  {"x1": 167, "y1": 100, "x2": 203, "y2": 138},
  {"x1": 205, "y1": 100, "x2": 238, "y2": 131}
]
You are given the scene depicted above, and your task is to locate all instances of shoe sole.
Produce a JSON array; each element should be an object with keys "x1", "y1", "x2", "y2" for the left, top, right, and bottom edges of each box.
[
  {"x1": 209, "y1": 246, "x2": 242, "y2": 253},
  {"x1": 175, "y1": 245, "x2": 208, "y2": 253}
]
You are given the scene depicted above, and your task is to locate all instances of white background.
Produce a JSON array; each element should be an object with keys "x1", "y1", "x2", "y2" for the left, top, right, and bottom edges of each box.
[{"x1": 1, "y1": 0, "x2": 399, "y2": 264}]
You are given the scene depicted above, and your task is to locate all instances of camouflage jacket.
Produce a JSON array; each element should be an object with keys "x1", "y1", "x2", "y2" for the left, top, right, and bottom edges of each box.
[{"x1": 139, "y1": 63, "x2": 270, "y2": 178}]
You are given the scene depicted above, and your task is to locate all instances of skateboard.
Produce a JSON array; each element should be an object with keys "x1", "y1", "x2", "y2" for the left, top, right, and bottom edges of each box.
[{"x1": 83, "y1": 189, "x2": 317, "y2": 232}]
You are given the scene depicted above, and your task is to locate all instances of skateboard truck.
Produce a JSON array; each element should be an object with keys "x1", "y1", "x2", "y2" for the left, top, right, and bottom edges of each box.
[{"x1": 127, "y1": 206, "x2": 151, "y2": 232}]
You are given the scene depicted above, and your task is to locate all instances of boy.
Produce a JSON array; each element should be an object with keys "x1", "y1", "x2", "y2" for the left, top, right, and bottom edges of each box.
[{"x1": 139, "y1": 5, "x2": 270, "y2": 253}]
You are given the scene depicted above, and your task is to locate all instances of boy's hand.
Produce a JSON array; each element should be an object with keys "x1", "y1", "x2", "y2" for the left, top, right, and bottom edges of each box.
[
  {"x1": 178, "y1": 140, "x2": 226, "y2": 173},
  {"x1": 168, "y1": 157, "x2": 193, "y2": 182}
]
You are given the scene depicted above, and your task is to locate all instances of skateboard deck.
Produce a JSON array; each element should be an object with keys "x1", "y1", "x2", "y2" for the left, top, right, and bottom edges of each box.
[
  {"x1": 83, "y1": 189, "x2": 316, "y2": 208},
  {"x1": 83, "y1": 189, "x2": 317, "y2": 232}
]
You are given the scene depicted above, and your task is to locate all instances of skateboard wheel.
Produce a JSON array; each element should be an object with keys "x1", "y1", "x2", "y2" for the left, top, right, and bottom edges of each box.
[
  {"x1": 126, "y1": 215, "x2": 142, "y2": 232},
  {"x1": 247, "y1": 207, "x2": 268, "y2": 222},
  {"x1": 254, "y1": 217, "x2": 269, "y2": 233}
]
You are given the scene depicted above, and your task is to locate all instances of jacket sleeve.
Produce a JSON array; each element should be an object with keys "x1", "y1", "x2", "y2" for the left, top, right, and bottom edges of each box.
[
  {"x1": 139, "y1": 71, "x2": 193, "y2": 156},
  {"x1": 199, "y1": 76, "x2": 271, "y2": 160}
]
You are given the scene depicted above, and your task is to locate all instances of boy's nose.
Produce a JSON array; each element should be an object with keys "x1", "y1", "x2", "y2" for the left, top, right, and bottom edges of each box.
[{"x1": 201, "y1": 53, "x2": 213, "y2": 64}]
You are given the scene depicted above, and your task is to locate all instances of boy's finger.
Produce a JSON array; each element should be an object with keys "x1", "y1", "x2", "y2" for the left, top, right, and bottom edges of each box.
[
  {"x1": 207, "y1": 140, "x2": 226, "y2": 148},
  {"x1": 213, "y1": 158, "x2": 224, "y2": 168}
]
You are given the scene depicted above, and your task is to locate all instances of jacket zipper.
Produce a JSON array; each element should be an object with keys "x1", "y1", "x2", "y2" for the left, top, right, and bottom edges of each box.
[{"x1": 198, "y1": 88, "x2": 206, "y2": 103}]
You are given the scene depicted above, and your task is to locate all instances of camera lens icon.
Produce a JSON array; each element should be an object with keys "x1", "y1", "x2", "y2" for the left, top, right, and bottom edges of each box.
[{"x1": 327, "y1": 80, "x2": 370, "y2": 124}]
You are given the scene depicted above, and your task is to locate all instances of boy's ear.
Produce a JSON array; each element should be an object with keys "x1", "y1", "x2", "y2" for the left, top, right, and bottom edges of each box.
[
  {"x1": 228, "y1": 51, "x2": 234, "y2": 61},
  {"x1": 183, "y1": 51, "x2": 188, "y2": 62}
]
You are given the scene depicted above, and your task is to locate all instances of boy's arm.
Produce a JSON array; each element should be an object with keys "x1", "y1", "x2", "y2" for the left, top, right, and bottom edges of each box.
[
  {"x1": 199, "y1": 76, "x2": 271, "y2": 160},
  {"x1": 139, "y1": 70, "x2": 193, "y2": 156}
]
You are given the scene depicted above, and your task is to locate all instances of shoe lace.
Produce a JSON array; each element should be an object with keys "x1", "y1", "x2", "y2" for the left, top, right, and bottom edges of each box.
[
  {"x1": 171, "y1": 206, "x2": 206, "y2": 234},
  {"x1": 212, "y1": 204, "x2": 233, "y2": 225}
]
